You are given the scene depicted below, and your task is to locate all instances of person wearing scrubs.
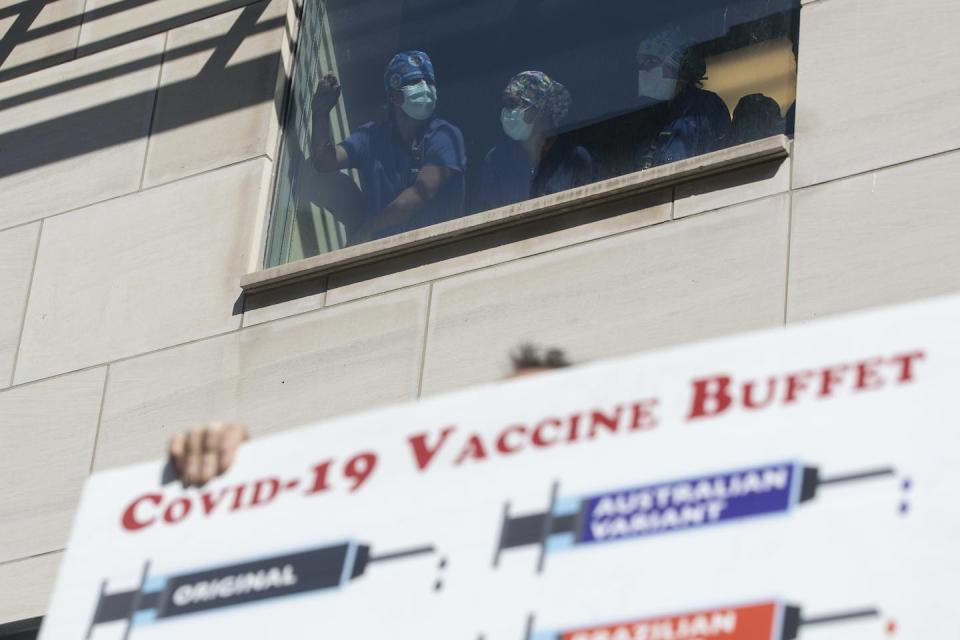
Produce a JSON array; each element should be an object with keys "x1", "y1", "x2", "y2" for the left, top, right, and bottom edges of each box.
[
  {"x1": 731, "y1": 93, "x2": 785, "y2": 145},
  {"x1": 310, "y1": 51, "x2": 466, "y2": 243},
  {"x1": 478, "y1": 71, "x2": 595, "y2": 212},
  {"x1": 634, "y1": 28, "x2": 732, "y2": 170}
]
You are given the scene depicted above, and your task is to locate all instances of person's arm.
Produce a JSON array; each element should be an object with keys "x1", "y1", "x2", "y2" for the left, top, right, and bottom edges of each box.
[
  {"x1": 572, "y1": 146, "x2": 598, "y2": 188},
  {"x1": 701, "y1": 93, "x2": 733, "y2": 153},
  {"x1": 477, "y1": 148, "x2": 498, "y2": 213},
  {"x1": 357, "y1": 125, "x2": 465, "y2": 239},
  {"x1": 361, "y1": 165, "x2": 452, "y2": 236},
  {"x1": 309, "y1": 73, "x2": 351, "y2": 173},
  {"x1": 168, "y1": 423, "x2": 249, "y2": 486}
]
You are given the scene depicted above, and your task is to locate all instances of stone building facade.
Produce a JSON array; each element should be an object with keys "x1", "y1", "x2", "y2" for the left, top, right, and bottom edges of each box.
[{"x1": 1, "y1": 0, "x2": 959, "y2": 633}]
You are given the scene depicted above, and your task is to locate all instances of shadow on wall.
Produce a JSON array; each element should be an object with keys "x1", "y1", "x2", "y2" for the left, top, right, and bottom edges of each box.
[
  {"x1": 0, "y1": 0, "x2": 276, "y2": 80},
  {"x1": 0, "y1": 614, "x2": 42, "y2": 639},
  {"x1": 0, "y1": 0, "x2": 295, "y2": 180}
]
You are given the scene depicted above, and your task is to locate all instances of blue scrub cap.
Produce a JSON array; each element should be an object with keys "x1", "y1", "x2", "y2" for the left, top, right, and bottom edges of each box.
[
  {"x1": 384, "y1": 51, "x2": 436, "y2": 94},
  {"x1": 638, "y1": 27, "x2": 706, "y2": 82}
]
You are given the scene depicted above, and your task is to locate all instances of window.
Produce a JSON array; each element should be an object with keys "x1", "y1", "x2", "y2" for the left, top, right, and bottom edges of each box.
[{"x1": 265, "y1": 0, "x2": 800, "y2": 267}]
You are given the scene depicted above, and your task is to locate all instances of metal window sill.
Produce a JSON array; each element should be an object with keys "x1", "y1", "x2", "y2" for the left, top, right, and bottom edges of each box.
[{"x1": 241, "y1": 134, "x2": 790, "y2": 294}]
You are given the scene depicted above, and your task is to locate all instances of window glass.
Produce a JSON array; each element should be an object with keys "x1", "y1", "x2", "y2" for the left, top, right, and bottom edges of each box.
[{"x1": 266, "y1": 0, "x2": 800, "y2": 267}]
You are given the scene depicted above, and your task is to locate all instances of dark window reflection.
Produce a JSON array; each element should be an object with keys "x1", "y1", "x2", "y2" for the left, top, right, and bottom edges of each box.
[{"x1": 266, "y1": 0, "x2": 801, "y2": 265}]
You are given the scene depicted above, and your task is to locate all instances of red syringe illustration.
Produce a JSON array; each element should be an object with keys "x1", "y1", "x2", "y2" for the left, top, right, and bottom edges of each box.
[
  {"x1": 86, "y1": 540, "x2": 436, "y2": 639},
  {"x1": 522, "y1": 600, "x2": 882, "y2": 640},
  {"x1": 495, "y1": 460, "x2": 898, "y2": 572}
]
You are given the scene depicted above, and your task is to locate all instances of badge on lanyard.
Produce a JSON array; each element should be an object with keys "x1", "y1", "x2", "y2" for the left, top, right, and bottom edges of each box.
[{"x1": 410, "y1": 139, "x2": 423, "y2": 180}]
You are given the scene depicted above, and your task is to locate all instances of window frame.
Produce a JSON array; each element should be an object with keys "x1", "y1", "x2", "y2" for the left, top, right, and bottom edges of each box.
[{"x1": 246, "y1": 133, "x2": 791, "y2": 293}]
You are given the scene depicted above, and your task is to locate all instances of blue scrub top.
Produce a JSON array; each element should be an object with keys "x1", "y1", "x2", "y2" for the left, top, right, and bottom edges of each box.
[
  {"x1": 479, "y1": 138, "x2": 596, "y2": 212},
  {"x1": 637, "y1": 87, "x2": 732, "y2": 170},
  {"x1": 340, "y1": 116, "x2": 466, "y2": 237}
]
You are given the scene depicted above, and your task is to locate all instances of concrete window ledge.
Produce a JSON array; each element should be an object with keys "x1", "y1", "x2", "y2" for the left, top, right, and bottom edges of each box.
[{"x1": 242, "y1": 134, "x2": 790, "y2": 294}]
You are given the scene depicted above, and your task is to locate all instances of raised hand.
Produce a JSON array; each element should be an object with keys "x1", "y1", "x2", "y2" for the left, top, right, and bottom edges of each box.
[{"x1": 313, "y1": 73, "x2": 342, "y2": 114}]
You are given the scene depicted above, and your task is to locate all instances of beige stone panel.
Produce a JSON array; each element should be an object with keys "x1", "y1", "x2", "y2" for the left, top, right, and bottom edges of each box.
[
  {"x1": 324, "y1": 190, "x2": 673, "y2": 308},
  {"x1": 788, "y1": 152, "x2": 960, "y2": 322},
  {"x1": 421, "y1": 195, "x2": 790, "y2": 395},
  {"x1": 0, "y1": 223, "x2": 39, "y2": 387},
  {"x1": 0, "y1": 552, "x2": 62, "y2": 624},
  {"x1": 77, "y1": 0, "x2": 254, "y2": 49},
  {"x1": 0, "y1": 0, "x2": 83, "y2": 78},
  {"x1": 793, "y1": 0, "x2": 960, "y2": 187},
  {"x1": 0, "y1": 368, "x2": 105, "y2": 563},
  {"x1": 141, "y1": 0, "x2": 286, "y2": 187},
  {"x1": 674, "y1": 156, "x2": 790, "y2": 219},
  {"x1": 0, "y1": 35, "x2": 164, "y2": 230},
  {"x1": 94, "y1": 286, "x2": 429, "y2": 470},
  {"x1": 14, "y1": 159, "x2": 267, "y2": 384}
]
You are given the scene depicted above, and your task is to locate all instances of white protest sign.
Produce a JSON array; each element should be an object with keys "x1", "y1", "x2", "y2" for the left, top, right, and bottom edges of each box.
[{"x1": 40, "y1": 294, "x2": 960, "y2": 639}]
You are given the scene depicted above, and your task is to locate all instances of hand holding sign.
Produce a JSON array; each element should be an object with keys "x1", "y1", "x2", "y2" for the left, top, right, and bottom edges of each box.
[{"x1": 168, "y1": 423, "x2": 249, "y2": 487}]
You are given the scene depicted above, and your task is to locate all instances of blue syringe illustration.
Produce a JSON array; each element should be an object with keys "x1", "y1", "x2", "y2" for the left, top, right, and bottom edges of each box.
[
  {"x1": 494, "y1": 460, "x2": 898, "y2": 572},
  {"x1": 86, "y1": 540, "x2": 435, "y2": 639}
]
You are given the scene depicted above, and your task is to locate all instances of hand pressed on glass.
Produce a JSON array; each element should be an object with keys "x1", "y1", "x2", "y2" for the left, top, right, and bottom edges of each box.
[{"x1": 312, "y1": 73, "x2": 342, "y2": 114}]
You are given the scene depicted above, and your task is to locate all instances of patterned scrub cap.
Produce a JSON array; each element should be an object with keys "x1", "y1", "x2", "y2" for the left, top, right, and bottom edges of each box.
[
  {"x1": 503, "y1": 71, "x2": 571, "y2": 128},
  {"x1": 637, "y1": 27, "x2": 706, "y2": 81},
  {"x1": 384, "y1": 50, "x2": 436, "y2": 93}
]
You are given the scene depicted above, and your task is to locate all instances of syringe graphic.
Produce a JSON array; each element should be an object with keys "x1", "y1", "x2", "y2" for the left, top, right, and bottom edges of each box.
[
  {"x1": 495, "y1": 461, "x2": 896, "y2": 571},
  {"x1": 86, "y1": 540, "x2": 434, "y2": 639},
  {"x1": 524, "y1": 601, "x2": 880, "y2": 640}
]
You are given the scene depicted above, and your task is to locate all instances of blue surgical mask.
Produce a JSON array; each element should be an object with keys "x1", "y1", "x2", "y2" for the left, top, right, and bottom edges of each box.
[
  {"x1": 638, "y1": 67, "x2": 678, "y2": 102},
  {"x1": 400, "y1": 81, "x2": 437, "y2": 120},
  {"x1": 501, "y1": 106, "x2": 535, "y2": 141}
]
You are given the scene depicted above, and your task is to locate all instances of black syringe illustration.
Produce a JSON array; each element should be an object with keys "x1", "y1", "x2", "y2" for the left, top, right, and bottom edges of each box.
[
  {"x1": 520, "y1": 600, "x2": 881, "y2": 640},
  {"x1": 86, "y1": 540, "x2": 435, "y2": 639},
  {"x1": 495, "y1": 460, "x2": 897, "y2": 572}
]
